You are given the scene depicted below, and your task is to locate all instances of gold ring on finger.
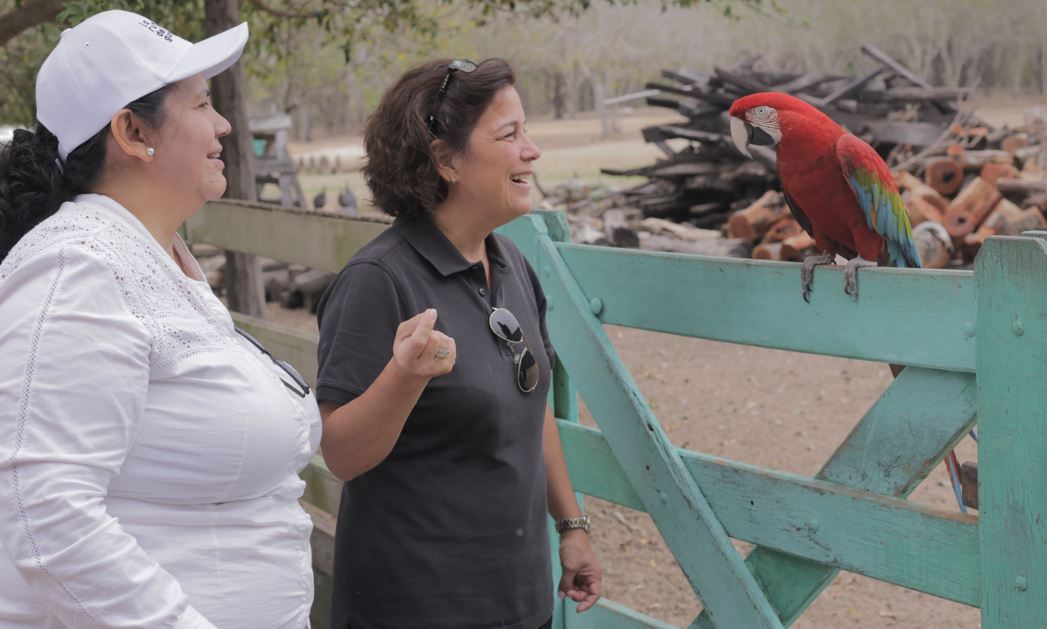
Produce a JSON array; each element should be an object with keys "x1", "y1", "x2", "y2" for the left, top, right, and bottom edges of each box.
[{"x1": 435, "y1": 347, "x2": 450, "y2": 360}]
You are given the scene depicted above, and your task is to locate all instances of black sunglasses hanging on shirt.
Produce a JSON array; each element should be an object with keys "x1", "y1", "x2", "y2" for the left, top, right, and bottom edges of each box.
[
  {"x1": 488, "y1": 307, "x2": 539, "y2": 393},
  {"x1": 235, "y1": 327, "x2": 311, "y2": 398}
]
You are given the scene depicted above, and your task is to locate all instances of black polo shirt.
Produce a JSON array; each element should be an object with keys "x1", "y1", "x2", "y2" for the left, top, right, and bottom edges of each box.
[{"x1": 315, "y1": 215, "x2": 555, "y2": 629}]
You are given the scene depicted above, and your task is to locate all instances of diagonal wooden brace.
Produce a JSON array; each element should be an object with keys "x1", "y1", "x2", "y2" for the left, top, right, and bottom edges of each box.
[
  {"x1": 692, "y1": 367, "x2": 978, "y2": 627},
  {"x1": 534, "y1": 233, "x2": 785, "y2": 629}
]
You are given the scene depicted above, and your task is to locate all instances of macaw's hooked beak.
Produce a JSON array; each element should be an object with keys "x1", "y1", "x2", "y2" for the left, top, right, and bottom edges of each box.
[{"x1": 730, "y1": 116, "x2": 753, "y2": 159}]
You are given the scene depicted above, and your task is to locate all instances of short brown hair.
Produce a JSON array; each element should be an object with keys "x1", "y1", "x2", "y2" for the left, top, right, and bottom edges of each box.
[{"x1": 362, "y1": 58, "x2": 515, "y2": 219}]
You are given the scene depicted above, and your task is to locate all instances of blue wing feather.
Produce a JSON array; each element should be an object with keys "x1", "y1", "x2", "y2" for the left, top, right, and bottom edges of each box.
[{"x1": 836, "y1": 135, "x2": 922, "y2": 268}]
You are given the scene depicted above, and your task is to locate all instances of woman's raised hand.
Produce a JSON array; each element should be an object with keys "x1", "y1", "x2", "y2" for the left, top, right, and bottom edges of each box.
[{"x1": 392, "y1": 308, "x2": 457, "y2": 379}]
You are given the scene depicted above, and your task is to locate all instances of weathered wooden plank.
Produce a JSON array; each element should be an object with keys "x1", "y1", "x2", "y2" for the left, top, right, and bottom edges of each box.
[
  {"x1": 977, "y1": 234, "x2": 1047, "y2": 628},
  {"x1": 529, "y1": 221, "x2": 785, "y2": 628},
  {"x1": 231, "y1": 312, "x2": 319, "y2": 386},
  {"x1": 559, "y1": 422, "x2": 644, "y2": 510},
  {"x1": 643, "y1": 124, "x2": 730, "y2": 145},
  {"x1": 865, "y1": 120, "x2": 947, "y2": 147},
  {"x1": 565, "y1": 598, "x2": 677, "y2": 629},
  {"x1": 811, "y1": 67, "x2": 884, "y2": 108},
  {"x1": 301, "y1": 456, "x2": 343, "y2": 516},
  {"x1": 693, "y1": 367, "x2": 979, "y2": 627},
  {"x1": 554, "y1": 244, "x2": 975, "y2": 372},
  {"x1": 533, "y1": 211, "x2": 574, "y2": 629},
  {"x1": 301, "y1": 500, "x2": 337, "y2": 629},
  {"x1": 558, "y1": 422, "x2": 979, "y2": 605},
  {"x1": 310, "y1": 568, "x2": 334, "y2": 629},
  {"x1": 859, "y1": 86, "x2": 970, "y2": 102},
  {"x1": 189, "y1": 200, "x2": 389, "y2": 273},
  {"x1": 817, "y1": 368, "x2": 978, "y2": 495}
]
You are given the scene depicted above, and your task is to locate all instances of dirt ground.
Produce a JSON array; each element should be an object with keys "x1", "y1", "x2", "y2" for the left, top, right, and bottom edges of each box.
[
  {"x1": 276, "y1": 94, "x2": 1047, "y2": 628},
  {"x1": 578, "y1": 328, "x2": 979, "y2": 629}
]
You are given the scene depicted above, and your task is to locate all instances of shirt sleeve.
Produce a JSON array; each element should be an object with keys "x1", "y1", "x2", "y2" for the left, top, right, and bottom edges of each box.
[
  {"x1": 0, "y1": 245, "x2": 216, "y2": 628},
  {"x1": 316, "y1": 261, "x2": 406, "y2": 406}
]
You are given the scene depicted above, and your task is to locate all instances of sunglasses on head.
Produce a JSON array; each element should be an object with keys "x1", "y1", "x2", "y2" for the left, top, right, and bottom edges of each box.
[
  {"x1": 235, "y1": 327, "x2": 311, "y2": 398},
  {"x1": 488, "y1": 307, "x2": 539, "y2": 394},
  {"x1": 426, "y1": 59, "x2": 479, "y2": 136}
]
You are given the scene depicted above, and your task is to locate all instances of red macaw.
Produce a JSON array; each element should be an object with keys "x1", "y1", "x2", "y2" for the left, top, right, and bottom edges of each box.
[
  {"x1": 728, "y1": 92, "x2": 921, "y2": 302},
  {"x1": 729, "y1": 94, "x2": 970, "y2": 513}
]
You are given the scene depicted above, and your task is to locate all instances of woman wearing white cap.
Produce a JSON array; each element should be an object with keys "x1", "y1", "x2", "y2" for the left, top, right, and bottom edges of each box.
[{"x1": 0, "y1": 10, "x2": 320, "y2": 628}]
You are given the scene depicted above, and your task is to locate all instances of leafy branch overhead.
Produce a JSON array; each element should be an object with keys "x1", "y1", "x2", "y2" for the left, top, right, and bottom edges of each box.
[{"x1": 0, "y1": 0, "x2": 751, "y2": 124}]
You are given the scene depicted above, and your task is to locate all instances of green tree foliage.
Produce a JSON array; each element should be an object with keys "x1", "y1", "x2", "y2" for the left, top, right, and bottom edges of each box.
[
  {"x1": 4, "y1": 0, "x2": 1045, "y2": 132},
  {"x1": 0, "y1": 0, "x2": 753, "y2": 126}
]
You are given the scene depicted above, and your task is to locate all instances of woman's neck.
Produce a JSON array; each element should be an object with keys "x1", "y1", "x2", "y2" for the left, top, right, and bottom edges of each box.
[
  {"x1": 92, "y1": 181, "x2": 185, "y2": 259},
  {"x1": 431, "y1": 203, "x2": 491, "y2": 264}
]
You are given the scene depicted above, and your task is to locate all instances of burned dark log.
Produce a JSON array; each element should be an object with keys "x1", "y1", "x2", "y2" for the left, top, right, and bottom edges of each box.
[
  {"x1": 996, "y1": 178, "x2": 1047, "y2": 204},
  {"x1": 642, "y1": 125, "x2": 730, "y2": 145},
  {"x1": 661, "y1": 68, "x2": 709, "y2": 86},
  {"x1": 639, "y1": 234, "x2": 752, "y2": 258},
  {"x1": 865, "y1": 121, "x2": 947, "y2": 147},
  {"x1": 812, "y1": 67, "x2": 885, "y2": 108},
  {"x1": 858, "y1": 87, "x2": 971, "y2": 102}
]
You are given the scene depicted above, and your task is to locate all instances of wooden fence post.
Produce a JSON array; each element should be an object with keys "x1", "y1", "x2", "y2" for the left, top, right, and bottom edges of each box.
[
  {"x1": 542, "y1": 211, "x2": 576, "y2": 629},
  {"x1": 977, "y1": 231, "x2": 1047, "y2": 627}
]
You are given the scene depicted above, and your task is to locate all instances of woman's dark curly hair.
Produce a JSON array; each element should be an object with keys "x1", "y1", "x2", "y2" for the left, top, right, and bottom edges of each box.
[
  {"x1": 362, "y1": 58, "x2": 515, "y2": 219},
  {"x1": 0, "y1": 84, "x2": 173, "y2": 262}
]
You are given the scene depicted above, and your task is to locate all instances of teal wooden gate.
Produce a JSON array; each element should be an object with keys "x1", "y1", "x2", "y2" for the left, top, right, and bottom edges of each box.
[{"x1": 187, "y1": 201, "x2": 1047, "y2": 628}]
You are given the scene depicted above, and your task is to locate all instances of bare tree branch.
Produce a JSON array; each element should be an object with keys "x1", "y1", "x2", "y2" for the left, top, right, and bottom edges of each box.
[{"x1": 0, "y1": 0, "x2": 63, "y2": 48}]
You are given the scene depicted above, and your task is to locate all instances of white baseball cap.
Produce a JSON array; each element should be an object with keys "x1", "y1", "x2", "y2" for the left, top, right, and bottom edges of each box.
[{"x1": 36, "y1": 10, "x2": 249, "y2": 160}]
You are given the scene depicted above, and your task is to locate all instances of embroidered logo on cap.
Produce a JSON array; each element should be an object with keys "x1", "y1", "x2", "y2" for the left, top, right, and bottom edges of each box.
[{"x1": 139, "y1": 18, "x2": 174, "y2": 42}]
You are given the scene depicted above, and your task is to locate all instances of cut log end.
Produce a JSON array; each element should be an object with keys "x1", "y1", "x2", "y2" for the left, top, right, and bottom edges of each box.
[
  {"x1": 924, "y1": 157, "x2": 964, "y2": 197},
  {"x1": 752, "y1": 242, "x2": 783, "y2": 261},
  {"x1": 943, "y1": 177, "x2": 1003, "y2": 239},
  {"x1": 780, "y1": 232, "x2": 816, "y2": 261},
  {"x1": 726, "y1": 190, "x2": 785, "y2": 241}
]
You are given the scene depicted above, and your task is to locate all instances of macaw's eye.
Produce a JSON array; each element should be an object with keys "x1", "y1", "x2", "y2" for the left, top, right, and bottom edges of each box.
[{"x1": 755, "y1": 106, "x2": 769, "y2": 115}]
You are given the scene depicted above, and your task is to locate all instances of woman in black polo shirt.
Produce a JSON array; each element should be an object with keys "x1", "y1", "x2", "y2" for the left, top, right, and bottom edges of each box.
[{"x1": 315, "y1": 58, "x2": 602, "y2": 629}]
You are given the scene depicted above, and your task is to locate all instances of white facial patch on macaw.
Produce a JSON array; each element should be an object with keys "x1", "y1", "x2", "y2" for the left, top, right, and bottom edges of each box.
[
  {"x1": 731, "y1": 105, "x2": 783, "y2": 158},
  {"x1": 746, "y1": 105, "x2": 782, "y2": 146}
]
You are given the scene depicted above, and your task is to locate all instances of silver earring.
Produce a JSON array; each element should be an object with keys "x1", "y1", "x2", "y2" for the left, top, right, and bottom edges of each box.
[{"x1": 146, "y1": 147, "x2": 156, "y2": 157}]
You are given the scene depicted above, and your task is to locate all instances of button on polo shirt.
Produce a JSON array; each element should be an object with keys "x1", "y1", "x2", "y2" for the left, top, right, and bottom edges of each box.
[{"x1": 316, "y1": 215, "x2": 555, "y2": 629}]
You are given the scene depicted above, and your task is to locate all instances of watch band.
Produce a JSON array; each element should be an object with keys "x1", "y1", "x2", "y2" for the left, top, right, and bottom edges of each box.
[{"x1": 556, "y1": 514, "x2": 591, "y2": 534}]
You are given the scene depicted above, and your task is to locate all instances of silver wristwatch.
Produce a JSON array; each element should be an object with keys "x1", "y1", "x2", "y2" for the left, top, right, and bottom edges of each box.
[{"x1": 556, "y1": 514, "x2": 591, "y2": 534}]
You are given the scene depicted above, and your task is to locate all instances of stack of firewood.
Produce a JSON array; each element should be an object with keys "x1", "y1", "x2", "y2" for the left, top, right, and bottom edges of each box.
[
  {"x1": 576, "y1": 45, "x2": 1047, "y2": 264},
  {"x1": 600, "y1": 44, "x2": 972, "y2": 228},
  {"x1": 726, "y1": 119, "x2": 1047, "y2": 267},
  {"x1": 899, "y1": 130, "x2": 1047, "y2": 267}
]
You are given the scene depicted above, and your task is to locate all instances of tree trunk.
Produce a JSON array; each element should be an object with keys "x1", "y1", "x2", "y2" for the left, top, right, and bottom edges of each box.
[
  {"x1": 565, "y1": 63, "x2": 580, "y2": 118},
  {"x1": 0, "y1": 0, "x2": 62, "y2": 47},
  {"x1": 552, "y1": 72, "x2": 566, "y2": 120},
  {"x1": 1040, "y1": 45, "x2": 1046, "y2": 95},
  {"x1": 205, "y1": 0, "x2": 266, "y2": 319},
  {"x1": 592, "y1": 76, "x2": 609, "y2": 138}
]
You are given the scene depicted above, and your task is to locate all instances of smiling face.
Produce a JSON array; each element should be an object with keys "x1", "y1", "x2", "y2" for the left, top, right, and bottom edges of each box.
[
  {"x1": 447, "y1": 86, "x2": 541, "y2": 228},
  {"x1": 150, "y1": 74, "x2": 231, "y2": 208}
]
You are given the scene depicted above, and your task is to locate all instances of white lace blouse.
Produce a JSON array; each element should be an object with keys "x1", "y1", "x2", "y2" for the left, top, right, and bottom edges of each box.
[{"x1": 0, "y1": 194, "x2": 322, "y2": 628}]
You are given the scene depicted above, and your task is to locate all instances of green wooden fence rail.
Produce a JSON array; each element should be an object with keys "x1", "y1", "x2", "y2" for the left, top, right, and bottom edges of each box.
[{"x1": 187, "y1": 200, "x2": 1047, "y2": 628}]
